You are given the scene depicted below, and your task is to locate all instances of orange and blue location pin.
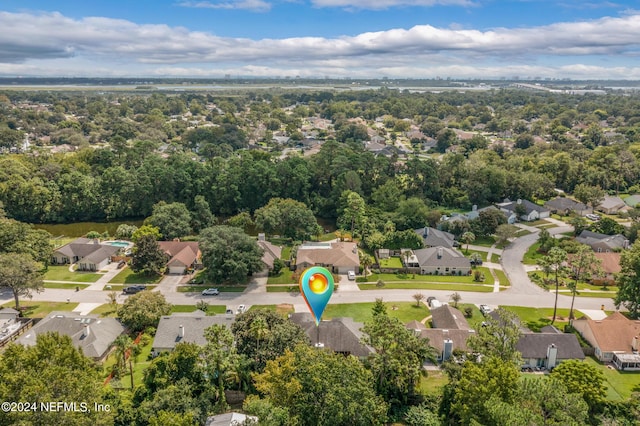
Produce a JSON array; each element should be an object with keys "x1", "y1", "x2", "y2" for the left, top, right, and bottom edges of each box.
[{"x1": 299, "y1": 266, "x2": 334, "y2": 325}]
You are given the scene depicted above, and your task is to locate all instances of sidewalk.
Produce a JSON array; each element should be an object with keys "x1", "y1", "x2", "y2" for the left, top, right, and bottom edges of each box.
[{"x1": 84, "y1": 263, "x2": 124, "y2": 291}]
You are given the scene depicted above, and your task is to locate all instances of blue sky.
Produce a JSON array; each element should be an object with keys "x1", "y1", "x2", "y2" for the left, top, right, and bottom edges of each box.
[{"x1": 0, "y1": 0, "x2": 639, "y2": 78}]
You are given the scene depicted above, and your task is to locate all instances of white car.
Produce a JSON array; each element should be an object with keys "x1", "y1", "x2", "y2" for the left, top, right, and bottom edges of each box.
[
  {"x1": 201, "y1": 288, "x2": 220, "y2": 296},
  {"x1": 236, "y1": 304, "x2": 246, "y2": 314},
  {"x1": 586, "y1": 213, "x2": 601, "y2": 221},
  {"x1": 347, "y1": 271, "x2": 356, "y2": 280},
  {"x1": 479, "y1": 304, "x2": 492, "y2": 315}
]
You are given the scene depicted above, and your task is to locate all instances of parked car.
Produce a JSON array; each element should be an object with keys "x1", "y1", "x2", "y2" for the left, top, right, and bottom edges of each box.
[
  {"x1": 470, "y1": 258, "x2": 483, "y2": 266},
  {"x1": 201, "y1": 288, "x2": 220, "y2": 296},
  {"x1": 347, "y1": 271, "x2": 356, "y2": 280},
  {"x1": 123, "y1": 285, "x2": 146, "y2": 294},
  {"x1": 479, "y1": 304, "x2": 492, "y2": 315},
  {"x1": 225, "y1": 309, "x2": 234, "y2": 315},
  {"x1": 236, "y1": 305, "x2": 246, "y2": 314},
  {"x1": 117, "y1": 260, "x2": 126, "y2": 269},
  {"x1": 586, "y1": 213, "x2": 601, "y2": 221}
]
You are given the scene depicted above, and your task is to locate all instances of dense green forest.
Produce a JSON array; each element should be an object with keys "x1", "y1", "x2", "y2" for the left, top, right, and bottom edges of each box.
[{"x1": 2, "y1": 89, "x2": 640, "y2": 229}]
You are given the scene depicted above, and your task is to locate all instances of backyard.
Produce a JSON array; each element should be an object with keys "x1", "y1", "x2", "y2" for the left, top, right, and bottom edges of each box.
[
  {"x1": 585, "y1": 357, "x2": 640, "y2": 401},
  {"x1": 378, "y1": 256, "x2": 404, "y2": 268}
]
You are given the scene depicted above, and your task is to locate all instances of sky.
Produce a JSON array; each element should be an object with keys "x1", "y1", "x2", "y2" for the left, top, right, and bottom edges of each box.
[{"x1": 1, "y1": 0, "x2": 640, "y2": 79}]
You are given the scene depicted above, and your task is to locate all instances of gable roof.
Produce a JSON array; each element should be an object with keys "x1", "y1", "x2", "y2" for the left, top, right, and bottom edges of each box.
[
  {"x1": 157, "y1": 241, "x2": 200, "y2": 267},
  {"x1": 415, "y1": 227, "x2": 455, "y2": 249},
  {"x1": 152, "y1": 312, "x2": 236, "y2": 351},
  {"x1": 516, "y1": 333, "x2": 585, "y2": 360},
  {"x1": 54, "y1": 238, "x2": 109, "y2": 258},
  {"x1": 599, "y1": 195, "x2": 626, "y2": 210},
  {"x1": 413, "y1": 247, "x2": 470, "y2": 269},
  {"x1": 257, "y1": 240, "x2": 282, "y2": 268},
  {"x1": 290, "y1": 313, "x2": 373, "y2": 357},
  {"x1": 573, "y1": 312, "x2": 640, "y2": 353},
  {"x1": 593, "y1": 252, "x2": 622, "y2": 274},
  {"x1": 296, "y1": 242, "x2": 359, "y2": 268},
  {"x1": 15, "y1": 312, "x2": 125, "y2": 359},
  {"x1": 79, "y1": 245, "x2": 120, "y2": 264},
  {"x1": 498, "y1": 199, "x2": 549, "y2": 215},
  {"x1": 430, "y1": 305, "x2": 471, "y2": 330},
  {"x1": 416, "y1": 328, "x2": 475, "y2": 354},
  {"x1": 624, "y1": 194, "x2": 640, "y2": 207},
  {"x1": 544, "y1": 197, "x2": 589, "y2": 212},
  {"x1": 575, "y1": 231, "x2": 628, "y2": 251}
]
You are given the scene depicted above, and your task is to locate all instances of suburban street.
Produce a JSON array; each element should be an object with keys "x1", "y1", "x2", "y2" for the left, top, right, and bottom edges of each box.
[{"x1": 0, "y1": 219, "x2": 620, "y2": 314}]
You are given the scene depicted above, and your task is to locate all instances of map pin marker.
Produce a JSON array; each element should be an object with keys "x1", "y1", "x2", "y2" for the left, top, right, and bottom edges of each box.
[{"x1": 299, "y1": 267, "x2": 334, "y2": 326}]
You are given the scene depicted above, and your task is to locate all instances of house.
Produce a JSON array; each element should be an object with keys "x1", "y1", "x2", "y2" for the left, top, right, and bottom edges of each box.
[
  {"x1": 295, "y1": 241, "x2": 359, "y2": 274},
  {"x1": 411, "y1": 246, "x2": 471, "y2": 276},
  {"x1": 572, "y1": 312, "x2": 640, "y2": 369},
  {"x1": 430, "y1": 305, "x2": 471, "y2": 330},
  {"x1": 289, "y1": 313, "x2": 374, "y2": 357},
  {"x1": 415, "y1": 227, "x2": 456, "y2": 249},
  {"x1": 593, "y1": 252, "x2": 621, "y2": 284},
  {"x1": 597, "y1": 196, "x2": 629, "y2": 215},
  {"x1": 257, "y1": 234, "x2": 282, "y2": 270},
  {"x1": 14, "y1": 312, "x2": 125, "y2": 361},
  {"x1": 151, "y1": 311, "x2": 235, "y2": 356},
  {"x1": 517, "y1": 330, "x2": 585, "y2": 369},
  {"x1": 157, "y1": 241, "x2": 201, "y2": 274},
  {"x1": 51, "y1": 238, "x2": 120, "y2": 271},
  {"x1": 575, "y1": 230, "x2": 629, "y2": 252},
  {"x1": 625, "y1": 194, "x2": 640, "y2": 208},
  {"x1": 205, "y1": 412, "x2": 258, "y2": 426},
  {"x1": 497, "y1": 199, "x2": 550, "y2": 222},
  {"x1": 544, "y1": 197, "x2": 592, "y2": 216},
  {"x1": 411, "y1": 326, "x2": 476, "y2": 362}
]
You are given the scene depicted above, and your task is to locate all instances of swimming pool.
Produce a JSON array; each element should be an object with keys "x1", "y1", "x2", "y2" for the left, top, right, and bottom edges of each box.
[{"x1": 103, "y1": 240, "x2": 133, "y2": 248}]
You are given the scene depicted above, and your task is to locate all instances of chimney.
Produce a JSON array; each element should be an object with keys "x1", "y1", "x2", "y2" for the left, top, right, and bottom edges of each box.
[
  {"x1": 179, "y1": 325, "x2": 184, "y2": 338},
  {"x1": 443, "y1": 339, "x2": 453, "y2": 361},
  {"x1": 423, "y1": 227, "x2": 429, "y2": 237},
  {"x1": 83, "y1": 324, "x2": 90, "y2": 338},
  {"x1": 437, "y1": 247, "x2": 443, "y2": 259},
  {"x1": 632, "y1": 336, "x2": 639, "y2": 352},
  {"x1": 546, "y1": 343, "x2": 558, "y2": 369}
]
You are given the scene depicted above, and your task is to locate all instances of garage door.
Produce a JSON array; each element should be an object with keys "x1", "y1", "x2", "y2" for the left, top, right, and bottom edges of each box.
[
  {"x1": 337, "y1": 266, "x2": 354, "y2": 274},
  {"x1": 168, "y1": 266, "x2": 185, "y2": 275}
]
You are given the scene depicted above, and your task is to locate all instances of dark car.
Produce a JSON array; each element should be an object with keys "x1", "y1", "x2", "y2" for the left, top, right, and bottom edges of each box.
[{"x1": 123, "y1": 285, "x2": 147, "y2": 294}]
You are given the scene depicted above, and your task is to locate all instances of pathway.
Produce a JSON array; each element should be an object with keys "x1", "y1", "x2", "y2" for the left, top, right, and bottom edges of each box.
[{"x1": 84, "y1": 263, "x2": 125, "y2": 291}]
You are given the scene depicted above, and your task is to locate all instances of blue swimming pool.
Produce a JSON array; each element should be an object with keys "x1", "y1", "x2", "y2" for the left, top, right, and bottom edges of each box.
[{"x1": 103, "y1": 241, "x2": 132, "y2": 248}]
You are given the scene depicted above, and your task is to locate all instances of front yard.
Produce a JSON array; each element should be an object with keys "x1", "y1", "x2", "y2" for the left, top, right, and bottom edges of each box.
[
  {"x1": 322, "y1": 301, "x2": 430, "y2": 323},
  {"x1": 267, "y1": 268, "x2": 295, "y2": 284},
  {"x1": 2, "y1": 301, "x2": 79, "y2": 318},
  {"x1": 44, "y1": 265, "x2": 103, "y2": 283},
  {"x1": 358, "y1": 268, "x2": 494, "y2": 285},
  {"x1": 500, "y1": 305, "x2": 571, "y2": 331},
  {"x1": 108, "y1": 268, "x2": 164, "y2": 285}
]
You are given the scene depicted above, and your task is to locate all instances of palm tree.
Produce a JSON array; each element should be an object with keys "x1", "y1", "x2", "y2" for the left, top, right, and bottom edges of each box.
[
  {"x1": 249, "y1": 316, "x2": 269, "y2": 363},
  {"x1": 542, "y1": 247, "x2": 568, "y2": 324},
  {"x1": 461, "y1": 231, "x2": 476, "y2": 254},
  {"x1": 359, "y1": 252, "x2": 374, "y2": 278},
  {"x1": 568, "y1": 245, "x2": 602, "y2": 325},
  {"x1": 402, "y1": 250, "x2": 411, "y2": 274},
  {"x1": 113, "y1": 335, "x2": 136, "y2": 388}
]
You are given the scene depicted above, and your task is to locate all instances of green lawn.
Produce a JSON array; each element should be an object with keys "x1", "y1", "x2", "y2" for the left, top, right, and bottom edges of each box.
[
  {"x1": 500, "y1": 305, "x2": 571, "y2": 332},
  {"x1": 584, "y1": 357, "x2": 640, "y2": 401},
  {"x1": 515, "y1": 229, "x2": 533, "y2": 237},
  {"x1": 177, "y1": 285, "x2": 246, "y2": 293},
  {"x1": 358, "y1": 282, "x2": 494, "y2": 292},
  {"x1": 322, "y1": 301, "x2": 430, "y2": 323},
  {"x1": 90, "y1": 303, "x2": 120, "y2": 317},
  {"x1": 359, "y1": 268, "x2": 493, "y2": 284},
  {"x1": 44, "y1": 266, "x2": 103, "y2": 283},
  {"x1": 267, "y1": 268, "x2": 295, "y2": 284},
  {"x1": 249, "y1": 304, "x2": 295, "y2": 316},
  {"x1": 419, "y1": 369, "x2": 449, "y2": 395},
  {"x1": 537, "y1": 224, "x2": 557, "y2": 230},
  {"x1": 267, "y1": 285, "x2": 301, "y2": 293},
  {"x1": 463, "y1": 249, "x2": 488, "y2": 261},
  {"x1": 104, "y1": 334, "x2": 154, "y2": 390},
  {"x1": 108, "y1": 268, "x2": 163, "y2": 285},
  {"x1": 473, "y1": 236, "x2": 496, "y2": 247},
  {"x1": 2, "y1": 301, "x2": 79, "y2": 318},
  {"x1": 456, "y1": 303, "x2": 486, "y2": 328},
  {"x1": 44, "y1": 283, "x2": 91, "y2": 290},
  {"x1": 494, "y1": 269, "x2": 510, "y2": 287},
  {"x1": 281, "y1": 246, "x2": 292, "y2": 260},
  {"x1": 379, "y1": 257, "x2": 403, "y2": 268},
  {"x1": 522, "y1": 242, "x2": 544, "y2": 265},
  {"x1": 528, "y1": 219, "x2": 551, "y2": 226},
  {"x1": 490, "y1": 253, "x2": 500, "y2": 263},
  {"x1": 170, "y1": 305, "x2": 227, "y2": 315}
]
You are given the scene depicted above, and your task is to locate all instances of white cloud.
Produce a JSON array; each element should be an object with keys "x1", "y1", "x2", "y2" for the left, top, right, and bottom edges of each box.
[
  {"x1": 309, "y1": 0, "x2": 473, "y2": 9},
  {"x1": 177, "y1": 0, "x2": 272, "y2": 12},
  {"x1": 0, "y1": 11, "x2": 639, "y2": 79}
]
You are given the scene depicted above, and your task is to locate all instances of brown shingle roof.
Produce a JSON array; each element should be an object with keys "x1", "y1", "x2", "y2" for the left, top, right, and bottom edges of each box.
[
  {"x1": 257, "y1": 240, "x2": 282, "y2": 269},
  {"x1": 158, "y1": 241, "x2": 200, "y2": 267},
  {"x1": 574, "y1": 312, "x2": 640, "y2": 353},
  {"x1": 295, "y1": 242, "x2": 359, "y2": 268},
  {"x1": 417, "y1": 328, "x2": 474, "y2": 354},
  {"x1": 594, "y1": 252, "x2": 621, "y2": 274},
  {"x1": 430, "y1": 305, "x2": 470, "y2": 330}
]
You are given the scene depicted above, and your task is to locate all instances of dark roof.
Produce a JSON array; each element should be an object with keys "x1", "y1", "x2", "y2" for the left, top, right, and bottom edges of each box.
[
  {"x1": 516, "y1": 333, "x2": 585, "y2": 360},
  {"x1": 15, "y1": 311, "x2": 124, "y2": 359},
  {"x1": 413, "y1": 247, "x2": 470, "y2": 269},
  {"x1": 416, "y1": 328, "x2": 475, "y2": 354},
  {"x1": 430, "y1": 305, "x2": 470, "y2": 330},
  {"x1": 544, "y1": 197, "x2": 589, "y2": 212},
  {"x1": 289, "y1": 313, "x2": 374, "y2": 357},
  {"x1": 499, "y1": 199, "x2": 549, "y2": 215},
  {"x1": 415, "y1": 227, "x2": 455, "y2": 249},
  {"x1": 575, "y1": 231, "x2": 628, "y2": 251},
  {"x1": 205, "y1": 413, "x2": 258, "y2": 426},
  {"x1": 152, "y1": 312, "x2": 235, "y2": 351}
]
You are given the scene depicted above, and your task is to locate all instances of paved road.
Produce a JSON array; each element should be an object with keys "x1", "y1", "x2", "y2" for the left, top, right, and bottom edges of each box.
[{"x1": 0, "y1": 220, "x2": 619, "y2": 313}]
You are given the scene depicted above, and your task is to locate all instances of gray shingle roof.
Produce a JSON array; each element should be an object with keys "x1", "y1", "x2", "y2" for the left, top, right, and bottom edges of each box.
[
  {"x1": 499, "y1": 199, "x2": 549, "y2": 215},
  {"x1": 416, "y1": 328, "x2": 475, "y2": 354},
  {"x1": 152, "y1": 312, "x2": 236, "y2": 351},
  {"x1": 15, "y1": 311, "x2": 124, "y2": 359},
  {"x1": 289, "y1": 313, "x2": 373, "y2": 357},
  {"x1": 430, "y1": 305, "x2": 471, "y2": 330},
  {"x1": 414, "y1": 227, "x2": 455, "y2": 249},
  {"x1": 413, "y1": 247, "x2": 470, "y2": 269},
  {"x1": 544, "y1": 197, "x2": 589, "y2": 212},
  {"x1": 516, "y1": 333, "x2": 585, "y2": 360}
]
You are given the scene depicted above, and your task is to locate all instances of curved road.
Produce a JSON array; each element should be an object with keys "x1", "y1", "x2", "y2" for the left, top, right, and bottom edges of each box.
[{"x1": 1, "y1": 223, "x2": 619, "y2": 312}]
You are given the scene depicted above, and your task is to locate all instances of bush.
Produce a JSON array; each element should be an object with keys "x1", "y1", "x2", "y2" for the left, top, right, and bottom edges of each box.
[
  {"x1": 464, "y1": 307, "x2": 473, "y2": 318},
  {"x1": 376, "y1": 279, "x2": 385, "y2": 288}
]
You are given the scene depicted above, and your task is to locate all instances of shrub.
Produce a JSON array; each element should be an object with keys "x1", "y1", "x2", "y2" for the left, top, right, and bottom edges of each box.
[{"x1": 464, "y1": 307, "x2": 473, "y2": 318}]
